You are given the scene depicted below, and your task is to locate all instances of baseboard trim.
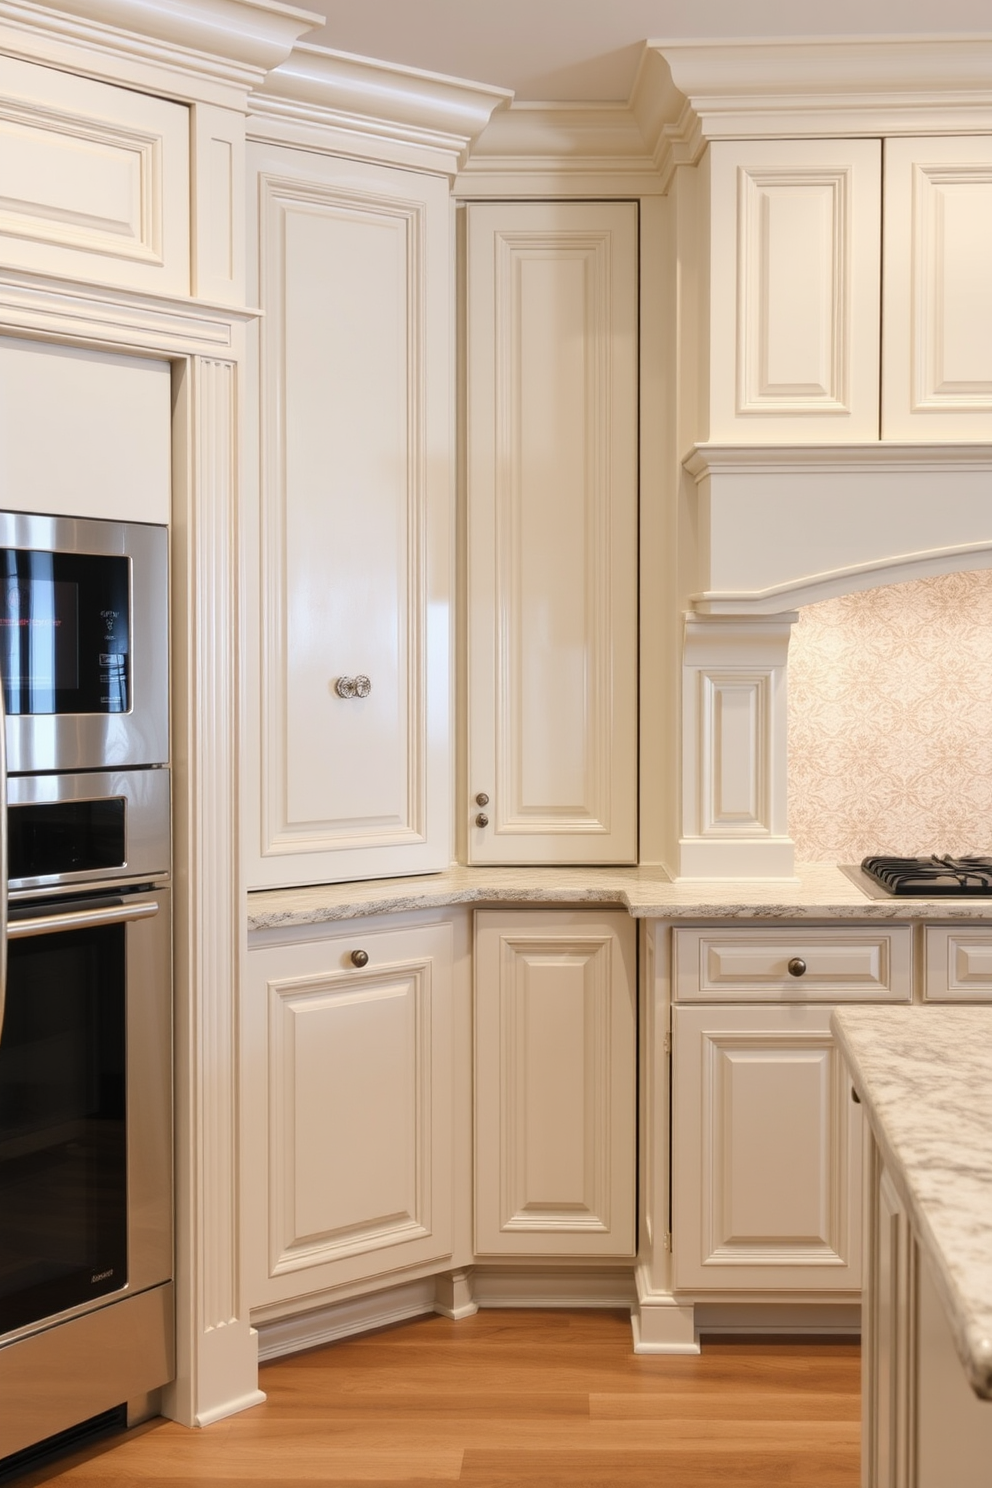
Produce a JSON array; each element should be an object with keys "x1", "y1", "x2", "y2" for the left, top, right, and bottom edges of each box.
[
  {"x1": 471, "y1": 1265, "x2": 636, "y2": 1310},
  {"x1": 255, "y1": 1278, "x2": 437, "y2": 1362},
  {"x1": 695, "y1": 1301, "x2": 861, "y2": 1336}
]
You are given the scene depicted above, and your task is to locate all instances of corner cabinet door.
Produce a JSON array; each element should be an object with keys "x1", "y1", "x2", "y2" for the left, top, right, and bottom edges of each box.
[
  {"x1": 672, "y1": 1004, "x2": 863, "y2": 1291},
  {"x1": 882, "y1": 136, "x2": 992, "y2": 441},
  {"x1": 474, "y1": 909, "x2": 636, "y2": 1257},
  {"x1": 245, "y1": 144, "x2": 451, "y2": 888},
  {"x1": 466, "y1": 202, "x2": 638, "y2": 864},
  {"x1": 244, "y1": 921, "x2": 453, "y2": 1308}
]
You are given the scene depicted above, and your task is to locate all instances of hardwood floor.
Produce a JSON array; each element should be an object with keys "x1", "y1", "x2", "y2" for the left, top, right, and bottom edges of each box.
[{"x1": 16, "y1": 1310, "x2": 860, "y2": 1487}]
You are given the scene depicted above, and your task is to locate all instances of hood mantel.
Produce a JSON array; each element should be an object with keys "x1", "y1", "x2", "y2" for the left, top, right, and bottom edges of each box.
[{"x1": 684, "y1": 443, "x2": 992, "y2": 614}]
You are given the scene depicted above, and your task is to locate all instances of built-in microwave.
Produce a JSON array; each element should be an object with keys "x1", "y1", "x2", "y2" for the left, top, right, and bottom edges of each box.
[{"x1": 0, "y1": 512, "x2": 168, "y2": 775}]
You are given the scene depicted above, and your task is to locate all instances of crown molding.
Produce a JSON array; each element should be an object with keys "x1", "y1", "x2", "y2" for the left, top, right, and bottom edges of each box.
[
  {"x1": 454, "y1": 99, "x2": 665, "y2": 197},
  {"x1": 249, "y1": 43, "x2": 511, "y2": 175},
  {"x1": 0, "y1": 0, "x2": 322, "y2": 105},
  {"x1": 645, "y1": 36, "x2": 992, "y2": 180}
]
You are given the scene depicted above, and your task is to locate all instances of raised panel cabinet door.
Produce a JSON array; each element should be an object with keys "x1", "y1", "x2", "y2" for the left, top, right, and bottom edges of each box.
[
  {"x1": 245, "y1": 143, "x2": 451, "y2": 888},
  {"x1": 0, "y1": 54, "x2": 189, "y2": 295},
  {"x1": 466, "y1": 202, "x2": 638, "y2": 864},
  {"x1": 243, "y1": 921, "x2": 454, "y2": 1308},
  {"x1": 672, "y1": 1004, "x2": 863, "y2": 1291},
  {"x1": 474, "y1": 909, "x2": 636, "y2": 1257},
  {"x1": 705, "y1": 138, "x2": 882, "y2": 443},
  {"x1": 883, "y1": 137, "x2": 992, "y2": 440}
]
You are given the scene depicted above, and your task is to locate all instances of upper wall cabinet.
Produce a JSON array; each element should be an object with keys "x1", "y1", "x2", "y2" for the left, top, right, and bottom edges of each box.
[
  {"x1": 0, "y1": 55, "x2": 189, "y2": 296},
  {"x1": 697, "y1": 134, "x2": 992, "y2": 446},
  {"x1": 244, "y1": 143, "x2": 452, "y2": 888},
  {"x1": 466, "y1": 201, "x2": 638, "y2": 864},
  {"x1": 701, "y1": 138, "x2": 882, "y2": 444},
  {"x1": 882, "y1": 136, "x2": 992, "y2": 441}
]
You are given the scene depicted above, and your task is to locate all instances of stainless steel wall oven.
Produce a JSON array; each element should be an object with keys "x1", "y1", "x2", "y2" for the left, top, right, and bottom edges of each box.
[{"x1": 0, "y1": 514, "x2": 173, "y2": 1464}]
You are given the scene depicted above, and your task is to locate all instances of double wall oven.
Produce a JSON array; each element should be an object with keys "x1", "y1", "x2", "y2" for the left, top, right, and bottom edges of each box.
[{"x1": 0, "y1": 512, "x2": 173, "y2": 1463}]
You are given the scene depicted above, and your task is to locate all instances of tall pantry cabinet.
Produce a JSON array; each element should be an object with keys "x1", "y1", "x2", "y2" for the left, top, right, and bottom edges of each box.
[
  {"x1": 243, "y1": 141, "x2": 453, "y2": 890},
  {"x1": 465, "y1": 201, "x2": 639, "y2": 863}
]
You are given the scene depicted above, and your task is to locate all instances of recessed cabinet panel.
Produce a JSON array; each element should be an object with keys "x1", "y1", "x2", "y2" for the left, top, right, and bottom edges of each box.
[
  {"x1": 673, "y1": 1005, "x2": 863, "y2": 1291},
  {"x1": 706, "y1": 138, "x2": 881, "y2": 442},
  {"x1": 474, "y1": 910, "x2": 636, "y2": 1256},
  {"x1": 244, "y1": 921, "x2": 453, "y2": 1307},
  {"x1": 246, "y1": 144, "x2": 450, "y2": 886},
  {"x1": 924, "y1": 927, "x2": 992, "y2": 1001},
  {"x1": 0, "y1": 55, "x2": 189, "y2": 294},
  {"x1": 883, "y1": 137, "x2": 992, "y2": 440},
  {"x1": 466, "y1": 202, "x2": 638, "y2": 863}
]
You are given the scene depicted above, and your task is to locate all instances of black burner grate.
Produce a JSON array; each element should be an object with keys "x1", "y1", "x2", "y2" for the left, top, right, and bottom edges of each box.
[{"x1": 860, "y1": 855, "x2": 992, "y2": 896}]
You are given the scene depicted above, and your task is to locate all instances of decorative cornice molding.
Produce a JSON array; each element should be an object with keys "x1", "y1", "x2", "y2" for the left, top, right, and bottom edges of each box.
[
  {"x1": 684, "y1": 442, "x2": 992, "y2": 481},
  {"x1": 645, "y1": 36, "x2": 992, "y2": 182},
  {"x1": 251, "y1": 43, "x2": 511, "y2": 175},
  {"x1": 455, "y1": 99, "x2": 665, "y2": 197},
  {"x1": 0, "y1": 267, "x2": 258, "y2": 355},
  {"x1": 0, "y1": 0, "x2": 322, "y2": 99}
]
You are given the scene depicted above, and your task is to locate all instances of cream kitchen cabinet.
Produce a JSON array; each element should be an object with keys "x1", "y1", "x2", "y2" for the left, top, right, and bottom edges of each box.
[
  {"x1": 243, "y1": 912, "x2": 462, "y2": 1312},
  {"x1": 244, "y1": 140, "x2": 452, "y2": 888},
  {"x1": 0, "y1": 53, "x2": 190, "y2": 296},
  {"x1": 672, "y1": 1003, "x2": 865, "y2": 1292},
  {"x1": 670, "y1": 923, "x2": 911, "y2": 1295},
  {"x1": 924, "y1": 925, "x2": 992, "y2": 1001},
  {"x1": 465, "y1": 201, "x2": 638, "y2": 864},
  {"x1": 882, "y1": 136, "x2": 992, "y2": 441},
  {"x1": 698, "y1": 134, "x2": 992, "y2": 446},
  {"x1": 474, "y1": 909, "x2": 636, "y2": 1257}
]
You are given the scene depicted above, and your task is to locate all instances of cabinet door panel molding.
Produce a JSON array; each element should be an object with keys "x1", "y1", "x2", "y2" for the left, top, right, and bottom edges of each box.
[
  {"x1": 466, "y1": 202, "x2": 638, "y2": 864},
  {"x1": 673, "y1": 1004, "x2": 863, "y2": 1292},
  {"x1": 474, "y1": 910, "x2": 636, "y2": 1257}
]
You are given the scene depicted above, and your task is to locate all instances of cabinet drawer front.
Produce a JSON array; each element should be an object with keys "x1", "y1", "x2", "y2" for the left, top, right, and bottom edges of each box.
[
  {"x1": 674, "y1": 926, "x2": 912, "y2": 1001},
  {"x1": 924, "y1": 927, "x2": 992, "y2": 1001}
]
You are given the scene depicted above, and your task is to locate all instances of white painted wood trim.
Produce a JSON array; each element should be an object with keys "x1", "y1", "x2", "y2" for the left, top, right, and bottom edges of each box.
[
  {"x1": 167, "y1": 351, "x2": 264, "y2": 1428},
  {"x1": 680, "y1": 614, "x2": 795, "y2": 880},
  {"x1": 255, "y1": 1277, "x2": 438, "y2": 1362},
  {"x1": 645, "y1": 37, "x2": 992, "y2": 181},
  {"x1": 252, "y1": 42, "x2": 510, "y2": 175}
]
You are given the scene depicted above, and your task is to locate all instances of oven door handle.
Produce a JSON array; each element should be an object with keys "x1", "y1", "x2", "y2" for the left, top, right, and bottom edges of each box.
[{"x1": 7, "y1": 899, "x2": 161, "y2": 940}]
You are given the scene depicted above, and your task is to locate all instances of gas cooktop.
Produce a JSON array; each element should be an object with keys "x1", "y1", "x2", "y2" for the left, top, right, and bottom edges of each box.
[{"x1": 856, "y1": 855, "x2": 992, "y2": 897}]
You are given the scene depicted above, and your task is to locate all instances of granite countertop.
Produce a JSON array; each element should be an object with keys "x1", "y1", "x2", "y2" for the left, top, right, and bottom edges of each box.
[
  {"x1": 832, "y1": 1007, "x2": 992, "y2": 1400},
  {"x1": 247, "y1": 862, "x2": 992, "y2": 932}
]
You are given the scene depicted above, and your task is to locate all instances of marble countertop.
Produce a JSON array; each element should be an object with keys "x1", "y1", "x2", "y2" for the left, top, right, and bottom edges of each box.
[
  {"x1": 247, "y1": 862, "x2": 992, "y2": 932},
  {"x1": 832, "y1": 1007, "x2": 992, "y2": 1400}
]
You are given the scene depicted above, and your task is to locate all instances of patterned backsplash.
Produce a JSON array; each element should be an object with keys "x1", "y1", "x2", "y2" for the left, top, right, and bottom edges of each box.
[{"x1": 788, "y1": 568, "x2": 992, "y2": 863}]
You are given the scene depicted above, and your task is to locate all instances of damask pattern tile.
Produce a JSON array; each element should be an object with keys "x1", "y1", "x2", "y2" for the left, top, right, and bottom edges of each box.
[{"x1": 788, "y1": 570, "x2": 992, "y2": 862}]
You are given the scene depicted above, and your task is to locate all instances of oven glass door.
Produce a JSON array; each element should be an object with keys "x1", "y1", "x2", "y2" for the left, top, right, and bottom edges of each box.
[{"x1": 0, "y1": 913, "x2": 127, "y2": 1338}]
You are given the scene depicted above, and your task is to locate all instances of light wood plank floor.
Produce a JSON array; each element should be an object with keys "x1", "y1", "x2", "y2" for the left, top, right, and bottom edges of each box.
[{"x1": 18, "y1": 1310, "x2": 860, "y2": 1487}]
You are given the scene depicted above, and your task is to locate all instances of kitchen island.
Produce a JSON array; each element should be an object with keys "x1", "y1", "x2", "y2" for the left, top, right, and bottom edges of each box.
[{"x1": 833, "y1": 1007, "x2": 992, "y2": 1487}]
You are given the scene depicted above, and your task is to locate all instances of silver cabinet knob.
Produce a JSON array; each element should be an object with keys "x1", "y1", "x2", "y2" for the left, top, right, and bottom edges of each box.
[
  {"x1": 350, "y1": 949, "x2": 369, "y2": 968},
  {"x1": 335, "y1": 675, "x2": 372, "y2": 699},
  {"x1": 787, "y1": 957, "x2": 807, "y2": 978},
  {"x1": 476, "y1": 813, "x2": 489, "y2": 828},
  {"x1": 475, "y1": 792, "x2": 490, "y2": 807}
]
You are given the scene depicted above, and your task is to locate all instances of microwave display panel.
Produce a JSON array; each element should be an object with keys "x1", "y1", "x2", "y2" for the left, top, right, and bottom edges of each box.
[{"x1": 0, "y1": 550, "x2": 129, "y2": 716}]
